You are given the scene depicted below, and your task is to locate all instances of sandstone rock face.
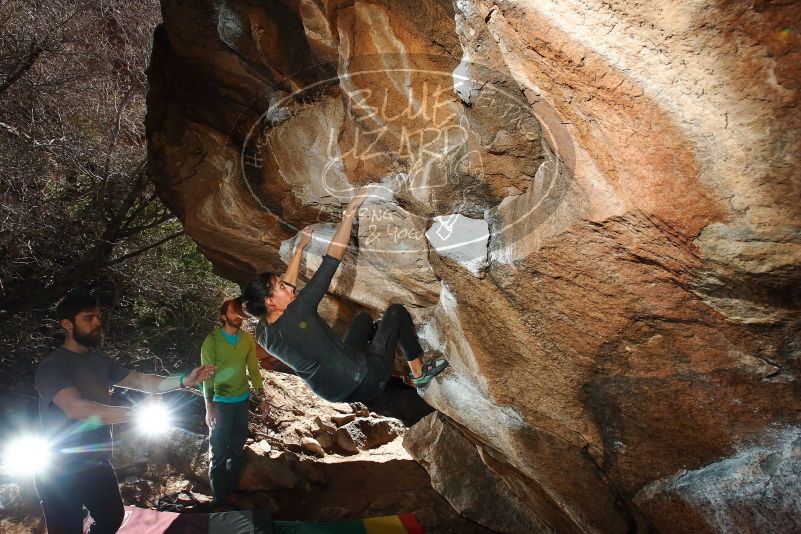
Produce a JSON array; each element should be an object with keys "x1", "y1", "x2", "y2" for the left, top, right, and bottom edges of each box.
[
  {"x1": 405, "y1": 412, "x2": 552, "y2": 533},
  {"x1": 633, "y1": 427, "x2": 801, "y2": 534},
  {"x1": 147, "y1": 0, "x2": 801, "y2": 532}
]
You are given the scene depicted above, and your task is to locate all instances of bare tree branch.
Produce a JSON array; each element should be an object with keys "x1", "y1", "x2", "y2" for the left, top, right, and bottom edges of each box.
[
  {"x1": 97, "y1": 84, "x2": 140, "y2": 213},
  {"x1": 120, "y1": 188, "x2": 158, "y2": 229},
  {"x1": 103, "y1": 230, "x2": 185, "y2": 268},
  {"x1": 120, "y1": 210, "x2": 176, "y2": 238},
  {"x1": 0, "y1": 39, "x2": 43, "y2": 94},
  {"x1": 0, "y1": 0, "x2": 179, "y2": 317},
  {"x1": 0, "y1": 121, "x2": 32, "y2": 140}
]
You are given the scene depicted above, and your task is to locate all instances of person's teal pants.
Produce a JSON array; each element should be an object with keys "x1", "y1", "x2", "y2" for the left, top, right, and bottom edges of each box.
[{"x1": 208, "y1": 399, "x2": 249, "y2": 504}]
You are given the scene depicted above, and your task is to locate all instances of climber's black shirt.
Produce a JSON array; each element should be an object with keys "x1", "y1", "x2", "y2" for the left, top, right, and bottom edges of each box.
[{"x1": 255, "y1": 255, "x2": 368, "y2": 402}]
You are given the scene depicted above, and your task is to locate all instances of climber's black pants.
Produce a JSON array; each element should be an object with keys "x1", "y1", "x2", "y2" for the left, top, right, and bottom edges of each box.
[{"x1": 345, "y1": 303, "x2": 424, "y2": 401}]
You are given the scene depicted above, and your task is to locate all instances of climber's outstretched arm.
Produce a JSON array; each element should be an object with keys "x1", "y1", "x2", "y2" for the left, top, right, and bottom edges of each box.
[
  {"x1": 281, "y1": 226, "x2": 312, "y2": 287},
  {"x1": 326, "y1": 184, "x2": 374, "y2": 260}
]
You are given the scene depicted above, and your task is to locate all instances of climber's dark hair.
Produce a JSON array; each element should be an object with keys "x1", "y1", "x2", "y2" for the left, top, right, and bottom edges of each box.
[{"x1": 241, "y1": 272, "x2": 277, "y2": 317}]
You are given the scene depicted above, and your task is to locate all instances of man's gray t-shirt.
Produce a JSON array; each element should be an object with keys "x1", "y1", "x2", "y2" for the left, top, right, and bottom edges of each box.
[
  {"x1": 35, "y1": 347, "x2": 130, "y2": 472},
  {"x1": 255, "y1": 255, "x2": 368, "y2": 402}
]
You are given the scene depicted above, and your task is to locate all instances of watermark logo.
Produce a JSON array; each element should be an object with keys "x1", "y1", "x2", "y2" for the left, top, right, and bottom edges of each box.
[{"x1": 236, "y1": 54, "x2": 573, "y2": 264}]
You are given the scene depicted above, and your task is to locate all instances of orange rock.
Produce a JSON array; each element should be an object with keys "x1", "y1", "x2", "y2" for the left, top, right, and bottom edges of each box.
[{"x1": 147, "y1": 0, "x2": 801, "y2": 531}]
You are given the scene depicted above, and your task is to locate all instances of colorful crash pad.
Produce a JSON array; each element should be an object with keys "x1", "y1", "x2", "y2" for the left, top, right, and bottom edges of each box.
[{"x1": 114, "y1": 506, "x2": 424, "y2": 534}]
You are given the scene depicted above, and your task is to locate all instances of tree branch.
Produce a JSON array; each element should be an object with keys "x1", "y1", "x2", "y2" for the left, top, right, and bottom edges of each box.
[
  {"x1": 0, "y1": 121, "x2": 32, "y2": 140},
  {"x1": 97, "y1": 85, "x2": 140, "y2": 215},
  {"x1": 119, "y1": 186, "x2": 157, "y2": 232},
  {"x1": 0, "y1": 39, "x2": 43, "y2": 94},
  {"x1": 101, "y1": 163, "x2": 150, "y2": 242},
  {"x1": 103, "y1": 230, "x2": 184, "y2": 268},
  {"x1": 119, "y1": 212, "x2": 176, "y2": 238}
]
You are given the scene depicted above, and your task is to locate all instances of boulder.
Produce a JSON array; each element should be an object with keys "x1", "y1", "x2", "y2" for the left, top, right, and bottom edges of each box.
[
  {"x1": 252, "y1": 492, "x2": 280, "y2": 514},
  {"x1": 314, "y1": 430, "x2": 334, "y2": 451},
  {"x1": 301, "y1": 437, "x2": 326, "y2": 457},
  {"x1": 0, "y1": 483, "x2": 23, "y2": 516},
  {"x1": 147, "y1": 0, "x2": 801, "y2": 531},
  {"x1": 330, "y1": 413, "x2": 357, "y2": 427},
  {"x1": 335, "y1": 423, "x2": 364, "y2": 454},
  {"x1": 314, "y1": 416, "x2": 337, "y2": 435},
  {"x1": 119, "y1": 477, "x2": 155, "y2": 507},
  {"x1": 633, "y1": 428, "x2": 801, "y2": 534},
  {"x1": 113, "y1": 426, "x2": 208, "y2": 483},
  {"x1": 239, "y1": 449, "x2": 300, "y2": 491},
  {"x1": 336, "y1": 417, "x2": 405, "y2": 453},
  {"x1": 405, "y1": 412, "x2": 553, "y2": 533}
]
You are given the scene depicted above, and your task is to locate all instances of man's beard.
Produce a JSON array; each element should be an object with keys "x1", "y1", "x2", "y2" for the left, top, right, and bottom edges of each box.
[
  {"x1": 224, "y1": 318, "x2": 243, "y2": 329},
  {"x1": 73, "y1": 326, "x2": 103, "y2": 347}
]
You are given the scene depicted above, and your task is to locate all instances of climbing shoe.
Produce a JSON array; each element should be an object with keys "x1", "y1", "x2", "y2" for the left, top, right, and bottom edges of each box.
[{"x1": 409, "y1": 358, "x2": 449, "y2": 387}]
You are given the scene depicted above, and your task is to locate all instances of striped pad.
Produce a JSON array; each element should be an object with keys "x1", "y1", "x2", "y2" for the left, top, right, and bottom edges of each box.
[
  {"x1": 275, "y1": 512, "x2": 424, "y2": 534},
  {"x1": 114, "y1": 506, "x2": 424, "y2": 534}
]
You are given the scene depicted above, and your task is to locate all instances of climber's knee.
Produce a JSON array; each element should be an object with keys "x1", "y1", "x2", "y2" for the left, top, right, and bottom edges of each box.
[{"x1": 383, "y1": 303, "x2": 407, "y2": 319}]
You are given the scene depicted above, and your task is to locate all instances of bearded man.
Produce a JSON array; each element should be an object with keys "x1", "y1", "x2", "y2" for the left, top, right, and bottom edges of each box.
[
  {"x1": 34, "y1": 293, "x2": 214, "y2": 533},
  {"x1": 200, "y1": 298, "x2": 267, "y2": 508}
]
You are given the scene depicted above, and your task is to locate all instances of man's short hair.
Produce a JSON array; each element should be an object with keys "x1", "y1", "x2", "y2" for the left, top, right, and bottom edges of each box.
[
  {"x1": 220, "y1": 297, "x2": 243, "y2": 317},
  {"x1": 56, "y1": 293, "x2": 99, "y2": 322}
]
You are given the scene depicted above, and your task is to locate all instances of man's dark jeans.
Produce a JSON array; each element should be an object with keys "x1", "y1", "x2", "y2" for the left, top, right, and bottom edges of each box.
[
  {"x1": 34, "y1": 460, "x2": 124, "y2": 534},
  {"x1": 346, "y1": 303, "x2": 424, "y2": 401},
  {"x1": 208, "y1": 399, "x2": 249, "y2": 504}
]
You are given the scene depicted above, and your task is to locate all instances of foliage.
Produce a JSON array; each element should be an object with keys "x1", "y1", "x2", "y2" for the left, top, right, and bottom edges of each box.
[
  {"x1": 0, "y1": 0, "x2": 177, "y2": 315},
  {"x1": 0, "y1": 0, "x2": 238, "y2": 390},
  {"x1": 0, "y1": 229, "x2": 239, "y2": 392}
]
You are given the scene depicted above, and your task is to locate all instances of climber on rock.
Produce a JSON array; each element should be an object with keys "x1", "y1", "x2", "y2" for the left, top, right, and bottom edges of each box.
[{"x1": 241, "y1": 184, "x2": 448, "y2": 403}]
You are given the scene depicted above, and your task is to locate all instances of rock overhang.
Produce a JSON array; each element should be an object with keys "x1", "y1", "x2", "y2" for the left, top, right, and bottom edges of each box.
[{"x1": 146, "y1": 1, "x2": 801, "y2": 531}]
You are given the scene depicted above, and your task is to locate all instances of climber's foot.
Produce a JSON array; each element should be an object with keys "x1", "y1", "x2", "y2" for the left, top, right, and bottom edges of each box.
[{"x1": 408, "y1": 358, "x2": 449, "y2": 387}]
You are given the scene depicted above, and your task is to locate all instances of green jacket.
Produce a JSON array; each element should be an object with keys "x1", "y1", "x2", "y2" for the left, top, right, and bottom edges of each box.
[{"x1": 200, "y1": 328, "x2": 263, "y2": 400}]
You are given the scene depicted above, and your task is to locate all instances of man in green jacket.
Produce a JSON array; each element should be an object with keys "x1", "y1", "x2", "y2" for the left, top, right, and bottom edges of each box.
[{"x1": 201, "y1": 298, "x2": 267, "y2": 507}]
